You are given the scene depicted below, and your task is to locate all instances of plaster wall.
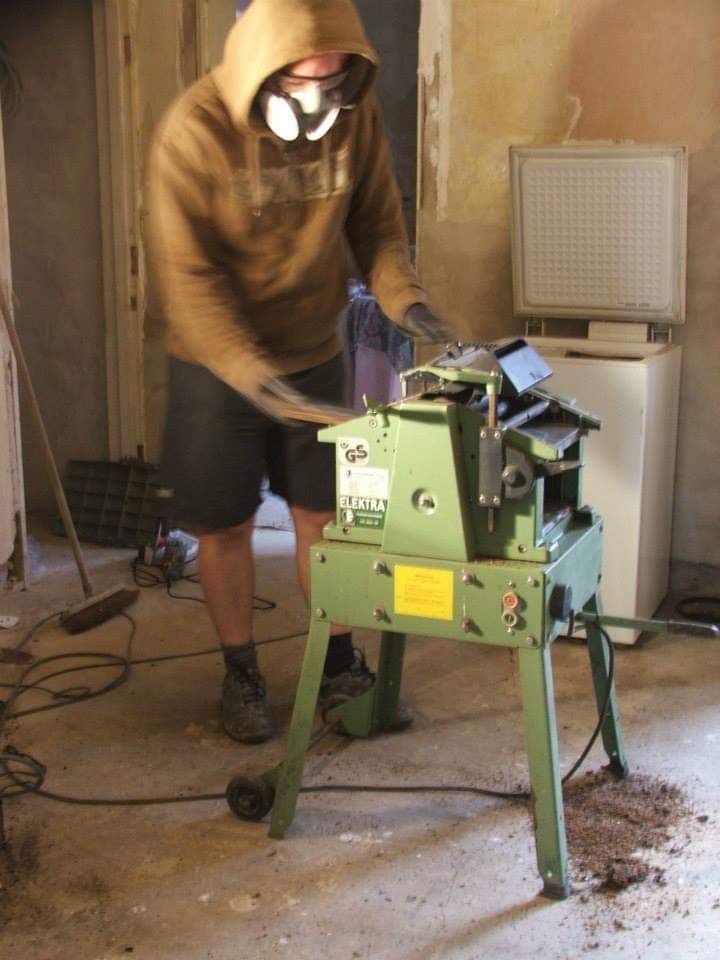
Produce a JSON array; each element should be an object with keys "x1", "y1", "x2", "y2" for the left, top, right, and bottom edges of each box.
[
  {"x1": 418, "y1": 0, "x2": 720, "y2": 565},
  {"x1": 1, "y1": 0, "x2": 107, "y2": 515}
]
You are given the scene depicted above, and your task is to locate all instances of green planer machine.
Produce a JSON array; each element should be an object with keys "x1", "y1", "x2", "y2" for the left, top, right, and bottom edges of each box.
[{"x1": 225, "y1": 339, "x2": 714, "y2": 900}]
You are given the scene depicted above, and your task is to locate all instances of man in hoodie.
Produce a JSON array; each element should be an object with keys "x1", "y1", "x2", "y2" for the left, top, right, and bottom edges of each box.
[{"x1": 149, "y1": 0, "x2": 447, "y2": 744}]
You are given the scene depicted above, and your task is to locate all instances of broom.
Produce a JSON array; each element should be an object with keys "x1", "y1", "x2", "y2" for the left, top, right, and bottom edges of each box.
[{"x1": 0, "y1": 288, "x2": 138, "y2": 632}]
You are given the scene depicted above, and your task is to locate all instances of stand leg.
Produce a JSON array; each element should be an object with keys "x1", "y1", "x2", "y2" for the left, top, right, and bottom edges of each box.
[
  {"x1": 269, "y1": 619, "x2": 331, "y2": 838},
  {"x1": 373, "y1": 632, "x2": 406, "y2": 732},
  {"x1": 519, "y1": 646, "x2": 571, "y2": 900},
  {"x1": 584, "y1": 595, "x2": 628, "y2": 777}
]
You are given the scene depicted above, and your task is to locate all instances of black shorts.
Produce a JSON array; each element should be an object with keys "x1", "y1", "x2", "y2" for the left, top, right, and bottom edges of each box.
[{"x1": 161, "y1": 353, "x2": 346, "y2": 530}]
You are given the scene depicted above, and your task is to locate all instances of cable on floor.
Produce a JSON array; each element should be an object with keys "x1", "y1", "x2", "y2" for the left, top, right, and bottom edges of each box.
[
  {"x1": 675, "y1": 595, "x2": 720, "y2": 625},
  {"x1": 0, "y1": 614, "x2": 306, "y2": 723},
  {"x1": 0, "y1": 611, "x2": 618, "y2": 808},
  {"x1": 299, "y1": 624, "x2": 617, "y2": 803},
  {"x1": 130, "y1": 557, "x2": 277, "y2": 611}
]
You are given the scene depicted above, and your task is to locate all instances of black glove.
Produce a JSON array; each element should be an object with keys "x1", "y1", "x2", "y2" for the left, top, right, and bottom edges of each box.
[{"x1": 401, "y1": 303, "x2": 452, "y2": 343}]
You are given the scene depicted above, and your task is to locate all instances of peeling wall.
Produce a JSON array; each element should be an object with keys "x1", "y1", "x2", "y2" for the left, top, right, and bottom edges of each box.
[
  {"x1": 2, "y1": 0, "x2": 107, "y2": 514},
  {"x1": 418, "y1": 0, "x2": 720, "y2": 565},
  {"x1": 418, "y1": 0, "x2": 576, "y2": 342}
]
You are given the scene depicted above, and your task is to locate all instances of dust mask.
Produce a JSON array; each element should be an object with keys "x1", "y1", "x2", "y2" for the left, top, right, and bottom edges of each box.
[{"x1": 259, "y1": 68, "x2": 348, "y2": 142}]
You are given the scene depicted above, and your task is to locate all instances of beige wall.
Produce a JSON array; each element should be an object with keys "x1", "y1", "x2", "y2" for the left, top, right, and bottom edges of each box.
[
  {"x1": 2, "y1": 0, "x2": 108, "y2": 515},
  {"x1": 418, "y1": 0, "x2": 720, "y2": 566}
]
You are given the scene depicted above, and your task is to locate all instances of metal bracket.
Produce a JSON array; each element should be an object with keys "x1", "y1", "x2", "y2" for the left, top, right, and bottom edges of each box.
[
  {"x1": 538, "y1": 460, "x2": 584, "y2": 478},
  {"x1": 478, "y1": 427, "x2": 504, "y2": 507}
]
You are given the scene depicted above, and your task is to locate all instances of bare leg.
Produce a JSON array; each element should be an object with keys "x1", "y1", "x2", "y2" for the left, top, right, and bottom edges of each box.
[
  {"x1": 201, "y1": 516, "x2": 274, "y2": 742},
  {"x1": 198, "y1": 516, "x2": 256, "y2": 648},
  {"x1": 290, "y1": 506, "x2": 346, "y2": 638}
]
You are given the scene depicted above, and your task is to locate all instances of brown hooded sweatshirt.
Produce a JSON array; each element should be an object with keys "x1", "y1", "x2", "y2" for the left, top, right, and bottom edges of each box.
[{"x1": 148, "y1": 0, "x2": 427, "y2": 394}]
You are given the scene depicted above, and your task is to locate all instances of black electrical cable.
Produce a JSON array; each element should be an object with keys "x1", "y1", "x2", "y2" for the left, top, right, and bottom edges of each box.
[
  {"x1": 130, "y1": 557, "x2": 276, "y2": 612},
  {"x1": 1, "y1": 725, "x2": 331, "y2": 806},
  {"x1": 558, "y1": 625, "x2": 615, "y2": 784},
  {"x1": 0, "y1": 622, "x2": 307, "y2": 722},
  {"x1": 0, "y1": 747, "x2": 226, "y2": 805},
  {"x1": 0, "y1": 613, "x2": 135, "y2": 722},
  {"x1": 0, "y1": 606, "x2": 308, "y2": 804},
  {"x1": 675, "y1": 595, "x2": 720, "y2": 625},
  {"x1": 0, "y1": 611, "x2": 617, "y2": 808},
  {"x1": 299, "y1": 624, "x2": 617, "y2": 803}
]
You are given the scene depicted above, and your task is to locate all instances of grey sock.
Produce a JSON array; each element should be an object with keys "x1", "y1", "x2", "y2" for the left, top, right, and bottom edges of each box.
[{"x1": 223, "y1": 643, "x2": 258, "y2": 676}]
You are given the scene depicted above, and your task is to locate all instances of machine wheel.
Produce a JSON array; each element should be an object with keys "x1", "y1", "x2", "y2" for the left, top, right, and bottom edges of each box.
[
  {"x1": 320, "y1": 693, "x2": 352, "y2": 734},
  {"x1": 225, "y1": 775, "x2": 275, "y2": 821}
]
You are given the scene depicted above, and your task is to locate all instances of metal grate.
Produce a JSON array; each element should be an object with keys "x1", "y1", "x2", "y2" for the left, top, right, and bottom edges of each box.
[{"x1": 54, "y1": 460, "x2": 169, "y2": 549}]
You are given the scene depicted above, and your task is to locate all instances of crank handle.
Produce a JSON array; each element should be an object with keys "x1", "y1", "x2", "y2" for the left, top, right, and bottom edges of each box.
[{"x1": 577, "y1": 612, "x2": 720, "y2": 640}]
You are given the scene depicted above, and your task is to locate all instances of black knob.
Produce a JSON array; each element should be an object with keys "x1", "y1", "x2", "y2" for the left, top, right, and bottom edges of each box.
[
  {"x1": 502, "y1": 465, "x2": 526, "y2": 488},
  {"x1": 549, "y1": 584, "x2": 573, "y2": 622}
]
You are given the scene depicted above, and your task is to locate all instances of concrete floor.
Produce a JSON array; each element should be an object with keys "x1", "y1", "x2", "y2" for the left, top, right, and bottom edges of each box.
[{"x1": 0, "y1": 528, "x2": 718, "y2": 960}]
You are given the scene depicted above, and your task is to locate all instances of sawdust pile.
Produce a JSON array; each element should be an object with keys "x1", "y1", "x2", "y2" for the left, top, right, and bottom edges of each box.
[{"x1": 563, "y1": 770, "x2": 692, "y2": 891}]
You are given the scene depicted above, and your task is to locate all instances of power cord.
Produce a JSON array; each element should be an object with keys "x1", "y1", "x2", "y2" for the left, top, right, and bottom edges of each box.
[
  {"x1": 0, "y1": 613, "x2": 305, "y2": 724},
  {"x1": 298, "y1": 624, "x2": 616, "y2": 803},
  {"x1": 1, "y1": 602, "x2": 618, "y2": 809},
  {"x1": 130, "y1": 557, "x2": 276, "y2": 611},
  {"x1": 675, "y1": 595, "x2": 720, "y2": 624}
]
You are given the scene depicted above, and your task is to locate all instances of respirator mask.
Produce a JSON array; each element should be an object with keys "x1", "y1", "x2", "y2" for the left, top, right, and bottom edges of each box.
[{"x1": 259, "y1": 66, "x2": 350, "y2": 142}]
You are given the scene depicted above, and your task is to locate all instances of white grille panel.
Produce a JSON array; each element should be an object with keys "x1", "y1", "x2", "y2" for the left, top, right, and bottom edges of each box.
[{"x1": 510, "y1": 146, "x2": 687, "y2": 323}]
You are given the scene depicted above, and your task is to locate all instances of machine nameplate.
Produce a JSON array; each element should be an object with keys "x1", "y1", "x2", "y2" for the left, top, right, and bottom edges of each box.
[
  {"x1": 339, "y1": 466, "x2": 389, "y2": 500},
  {"x1": 394, "y1": 565, "x2": 454, "y2": 621},
  {"x1": 339, "y1": 466, "x2": 389, "y2": 529},
  {"x1": 339, "y1": 495, "x2": 386, "y2": 529}
]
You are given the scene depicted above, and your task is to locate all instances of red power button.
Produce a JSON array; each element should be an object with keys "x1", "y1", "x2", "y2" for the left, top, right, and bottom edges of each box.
[{"x1": 502, "y1": 592, "x2": 519, "y2": 609}]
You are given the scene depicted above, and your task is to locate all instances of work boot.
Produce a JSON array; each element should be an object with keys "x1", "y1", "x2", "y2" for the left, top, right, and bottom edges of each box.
[
  {"x1": 221, "y1": 667, "x2": 273, "y2": 744},
  {"x1": 318, "y1": 649, "x2": 414, "y2": 732}
]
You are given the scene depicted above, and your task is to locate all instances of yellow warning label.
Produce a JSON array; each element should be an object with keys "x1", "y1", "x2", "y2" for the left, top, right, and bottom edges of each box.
[{"x1": 394, "y1": 565, "x2": 454, "y2": 621}]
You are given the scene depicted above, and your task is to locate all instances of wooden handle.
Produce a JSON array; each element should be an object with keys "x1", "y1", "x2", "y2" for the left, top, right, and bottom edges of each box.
[
  {"x1": 273, "y1": 399, "x2": 358, "y2": 426},
  {"x1": 0, "y1": 287, "x2": 94, "y2": 598}
]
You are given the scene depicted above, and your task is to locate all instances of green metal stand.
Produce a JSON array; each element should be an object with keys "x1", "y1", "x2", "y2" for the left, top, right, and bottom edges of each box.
[
  {"x1": 374, "y1": 632, "x2": 406, "y2": 732},
  {"x1": 227, "y1": 530, "x2": 632, "y2": 901},
  {"x1": 518, "y1": 645, "x2": 570, "y2": 899},
  {"x1": 269, "y1": 628, "x2": 407, "y2": 839},
  {"x1": 269, "y1": 619, "x2": 330, "y2": 838},
  {"x1": 583, "y1": 595, "x2": 628, "y2": 777}
]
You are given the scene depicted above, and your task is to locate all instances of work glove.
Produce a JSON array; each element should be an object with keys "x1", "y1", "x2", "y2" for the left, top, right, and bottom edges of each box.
[
  {"x1": 237, "y1": 355, "x2": 306, "y2": 421},
  {"x1": 401, "y1": 303, "x2": 453, "y2": 343},
  {"x1": 243, "y1": 357, "x2": 352, "y2": 426}
]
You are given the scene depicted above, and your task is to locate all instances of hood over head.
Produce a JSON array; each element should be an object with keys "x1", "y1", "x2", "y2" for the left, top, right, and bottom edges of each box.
[{"x1": 214, "y1": 0, "x2": 379, "y2": 132}]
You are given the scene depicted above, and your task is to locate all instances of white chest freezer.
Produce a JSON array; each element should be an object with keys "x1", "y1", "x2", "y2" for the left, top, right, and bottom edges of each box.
[
  {"x1": 510, "y1": 144, "x2": 688, "y2": 643},
  {"x1": 527, "y1": 336, "x2": 681, "y2": 643}
]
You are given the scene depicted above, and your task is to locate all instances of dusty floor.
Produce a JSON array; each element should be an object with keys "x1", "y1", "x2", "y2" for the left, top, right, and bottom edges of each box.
[{"x1": 0, "y1": 527, "x2": 718, "y2": 960}]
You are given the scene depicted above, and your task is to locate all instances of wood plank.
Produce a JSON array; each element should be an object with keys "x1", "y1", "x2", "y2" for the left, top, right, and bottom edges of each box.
[
  {"x1": 0, "y1": 101, "x2": 27, "y2": 586},
  {"x1": 92, "y1": 0, "x2": 146, "y2": 459}
]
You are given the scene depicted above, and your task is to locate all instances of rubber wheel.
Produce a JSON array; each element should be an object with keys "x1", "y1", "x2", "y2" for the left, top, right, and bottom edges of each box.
[
  {"x1": 225, "y1": 775, "x2": 275, "y2": 821},
  {"x1": 320, "y1": 693, "x2": 352, "y2": 734}
]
